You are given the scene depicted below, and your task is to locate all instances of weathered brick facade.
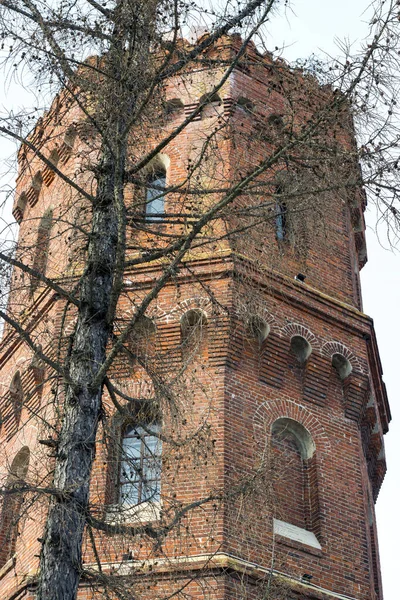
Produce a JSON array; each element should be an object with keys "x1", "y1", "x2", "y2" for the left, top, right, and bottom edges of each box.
[{"x1": 0, "y1": 37, "x2": 390, "y2": 600}]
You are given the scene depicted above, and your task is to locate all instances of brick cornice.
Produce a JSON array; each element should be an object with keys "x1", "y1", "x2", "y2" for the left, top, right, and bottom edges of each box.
[{"x1": 80, "y1": 552, "x2": 360, "y2": 600}]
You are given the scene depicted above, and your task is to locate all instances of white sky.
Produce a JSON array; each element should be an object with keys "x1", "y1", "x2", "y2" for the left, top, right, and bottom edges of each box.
[{"x1": 0, "y1": 1, "x2": 398, "y2": 598}]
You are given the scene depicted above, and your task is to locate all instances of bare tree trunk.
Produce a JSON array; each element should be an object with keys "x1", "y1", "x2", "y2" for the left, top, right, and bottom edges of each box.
[
  {"x1": 36, "y1": 1, "x2": 157, "y2": 593},
  {"x1": 37, "y1": 146, "x2": 122, "y2": 599}
]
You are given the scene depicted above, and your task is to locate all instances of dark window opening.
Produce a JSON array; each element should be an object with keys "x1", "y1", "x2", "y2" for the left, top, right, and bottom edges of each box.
[
  {"x1": 10, "y1": 371, "x2": 23, "y2": 428},
  {"x1": 237, "y1": 96, "x2": 254, "y2": 113},
  {"x1": 165, "y1": 98, "x2": 184, "y2": 116},
  {"x1": 268, "y1": 113, "x2": 284, "y2": 131},
  {"x1": 0, "y1": 447, "x2": 30, "y2": 567},
  {"x1": 199, "y1": 93, "x2": 222, "y2": 119},
  {"x1": 31, "y1": 209, "x2": 53, "y2": 293},
  {"x1": 180, "y1": 309, "x2": 208, "y2": 360}
]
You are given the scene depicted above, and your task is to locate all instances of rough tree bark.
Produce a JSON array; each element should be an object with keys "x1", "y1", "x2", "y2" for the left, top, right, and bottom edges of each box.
[
  {"x1": 37, "y1": 1, "x2": 136, "y2": 594},
  {"x1": 37, "y1": 147, "x2": 121, "y2": 598}
]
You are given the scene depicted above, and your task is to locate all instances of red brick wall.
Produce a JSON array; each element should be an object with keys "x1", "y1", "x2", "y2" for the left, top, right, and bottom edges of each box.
[{"x1": 0, "y1": 42, "x2": 388, "y2": 600}]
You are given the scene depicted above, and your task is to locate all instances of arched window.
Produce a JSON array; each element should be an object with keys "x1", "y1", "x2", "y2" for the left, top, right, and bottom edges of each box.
[
  {"x1": 10, "y1": 371, "x2": 24, "y2": 428},
  {"x1": 236, "y1": 96, "x2": 254, "y2": 114},
  {"x1": 332, "y1": 353, "x2": 352, "y2": 380},
  {"x1": 43, "y1": 150, "x2": 60, "y2": 186},
  {"x1": 12, "y1": 192, "x2": 28, "y2": 224},
  {"x1": 32, "y1": 172, "x2": 43, "y2": 193},
  {"x1": 49, "y1": 149, "x2": 60, "y2": 166},
  {"x1": 31, "y1": 209, "x2": 53, "y2": 293},
  {"x1": 199, "y1": 93, "x2": 222, "y2": 119},
  {"x1": 119, "y1": 423, "x2": 162, "y2": 506},
  {"x1": 268, "y1": 113, "x2": 284, "y2": 132},
  {"x1": 128, "y1": 316, "x2": 156, "y2": 367},
  {"x1": 271, "y1": 418, "x2": 320, "y2": 542},
  {"x1": 248, "y1": 315, "x2": 270, "y2": 344},
  {"x1": 145, "y1": 170, "x2": 166, "y2": 221},
  {"x1": 165, "y1": 98, "x2": 184, "y2": 117},
  {"x1": 64, "y1": 126, "x2": 77, "y2": 149},
  {"x1": 180, "y1": 309, "x2": 208, "y2": 359},
  {"x1": 59, "y1": 125, "x2": 77, "y2": 164},
  {"x1": 290, "y1": 335, "x2": 312, "y2": 365},
  {"x1": 0, "y1": 447, "x2": 30, "y2": 567}
]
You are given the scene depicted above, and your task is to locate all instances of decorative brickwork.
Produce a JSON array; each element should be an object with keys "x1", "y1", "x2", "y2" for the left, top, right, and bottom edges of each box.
[{"x1": 0, "y1": 37, "x2": 391, "y2": 600}]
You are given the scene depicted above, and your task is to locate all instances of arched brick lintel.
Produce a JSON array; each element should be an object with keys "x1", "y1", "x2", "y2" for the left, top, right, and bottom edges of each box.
[{"x1": 253, "y1": 398, "x2": 331, "y2": 457}]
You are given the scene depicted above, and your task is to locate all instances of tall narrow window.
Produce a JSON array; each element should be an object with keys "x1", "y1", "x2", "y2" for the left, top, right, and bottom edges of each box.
[
  {"x1": 10, "y1": 371, "x2": 23, "y2": 428},
  {"x1": 59, "y1": 125, "x2": 77, "y2": 164},
  {"x1": 31, "y1": 209, "x2": 53, "y2": 293},
  {"x1": 0, "y1": 447, "x2": 30, "y2": 567},
  {"x1": 180, "y1": 309, "x2": 208, "y2": 360},
  {"x1": 145, "y1": 171, "x2": 166, "y2": 221},
  {"x1": 13, "y1": 192, "x2": 28, "y2": 224},
  {"x1": 43, "y1": 149, "x2": 60, "y2": 186},
  {"x1": 119, "y1": 423, "x2": 162, "y2": 506},
  {"x1": 275, "y1": 186, "x2": 287, "y2": 241},
  {"x1": 30, "y1": 172, "x2": 43, "y2": 207},
  {"x1": 271, "y1": 418, "x2": 321, "y2": 544},
  {"x1": 128, "y1": 316, "x2": 156, "y2": 368}
]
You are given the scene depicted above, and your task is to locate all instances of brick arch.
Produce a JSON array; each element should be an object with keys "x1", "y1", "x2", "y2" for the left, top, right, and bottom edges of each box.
[
  {"x1": 235, "y1": 300, "x2": 279, "y2": 334},
  {"x1": 117, "y1": 301, "x2": 167, "y2": 326},
  {"x1": 109, "y1": 374, "x2": 155, "y2": 401},
  {"x1": 12, "y1": 355, "x2": 31, "y2": 373},
  {"x1": 253, "y1": 398, "x2": 330, "y2": 457},
  {"x1": 321, "y1": 340, "x2": 366, "y2": 374},
  {"x1": 167, "y1": 296, "x2": 213, "y2": 323},
  {"x1": 280, "y1": 322, "x2": 319, "y2": 350},
  {"x1": 1, "y1": 360, "x2": 31, "y2": 439},
  {"x1": 255, "y1": 308, "x2": 277, "y2": 331},
  {"x1": 11, "y1": 423, "x2": 38, "y2": 459}
]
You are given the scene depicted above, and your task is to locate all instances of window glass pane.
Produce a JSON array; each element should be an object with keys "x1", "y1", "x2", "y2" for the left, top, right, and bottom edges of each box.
[
  {"x1": 146, "y1": 175, "x2": 166, "y2": 219},
  {"x1": 142, "y1": 480, "x2": 160, "y2": 503},
  {"x1": 275, "y1": 201, "x2": 287, "y2": 241},
  {"x1": 122, "y1": 435, "x2": 141, "y2": 459},
  {"x1": 119, "y1": 423, "x2": 162, "y2": 506},
  {"x1": 120, "y1": 456, "x2": 139, "y2": 481},
  {"x1": 120, "y1": 482, "x2": 139, "y2": 505},
  {"x1": 144, "y1": 461, "x2": 161, "y2": 483},
  {"x1": 143, "y1": 435, "x2": 160, "y2": 456}
]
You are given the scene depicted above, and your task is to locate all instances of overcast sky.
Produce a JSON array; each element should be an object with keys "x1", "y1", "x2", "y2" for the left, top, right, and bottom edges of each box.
[{"x1": 0, "y1": 1, "x2": 398, "y2": 598}]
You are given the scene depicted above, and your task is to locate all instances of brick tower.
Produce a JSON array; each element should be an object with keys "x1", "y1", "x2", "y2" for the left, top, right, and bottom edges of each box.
[{"x1": 0, "y1": 37, "x2": 390, "y2": 600}]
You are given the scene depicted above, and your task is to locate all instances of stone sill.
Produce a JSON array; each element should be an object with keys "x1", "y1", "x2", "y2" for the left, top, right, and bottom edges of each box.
[
  {"x1": 105, "y1": 501, "x2": 161, "y2": 524},
  {"x1": 273, "y1": 519, "x2": 323, "y2": 557}
]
